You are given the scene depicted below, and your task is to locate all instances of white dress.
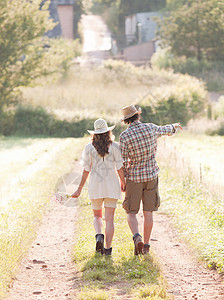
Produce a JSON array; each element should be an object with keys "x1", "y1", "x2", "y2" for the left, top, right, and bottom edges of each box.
[{"x1": 80, "y1": 142, "x2": 123, "y2": 200}]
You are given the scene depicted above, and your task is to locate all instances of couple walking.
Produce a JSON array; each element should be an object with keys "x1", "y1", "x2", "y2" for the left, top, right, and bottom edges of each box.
[{"x1": 72, "y1": 104, "x2": 182, "y2": 256}]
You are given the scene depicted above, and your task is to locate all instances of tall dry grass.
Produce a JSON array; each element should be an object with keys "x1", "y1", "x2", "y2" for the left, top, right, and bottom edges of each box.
[
  {"x1": 21, "y1": 64, "x2": 148, "y2": 123},
  {"x1": 157, "y1": 131, "x2": 224, "y2": 200},
  {"x1": 21, "y1": 60, "x2": 207, "y2": 124}
]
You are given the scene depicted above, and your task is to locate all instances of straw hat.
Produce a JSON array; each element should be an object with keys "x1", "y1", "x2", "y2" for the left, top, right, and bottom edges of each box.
[
  {"x1": 87, "y1": 119, "x2": 115, "y2": 134},
  {"x1": 121, "y1": 104, "x2": 141, "y2": 122}
]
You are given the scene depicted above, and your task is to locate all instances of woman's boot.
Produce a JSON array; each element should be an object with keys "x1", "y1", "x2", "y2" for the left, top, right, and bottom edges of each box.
[
  {"x1": 95, "y1": 234, "x2": 104, "y2": 254},
  {"x1": 104, "y1": 247, "x2": 112, "y2": 256}
]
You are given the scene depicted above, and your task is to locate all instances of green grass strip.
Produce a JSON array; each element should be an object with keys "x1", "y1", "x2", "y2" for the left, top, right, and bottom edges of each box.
[
  {"x1": 73, "y1": 199, "x2": 169, "y2": 300},
  {"x1": 159, "y1": 167, "x2": 224, "y2": 272}
]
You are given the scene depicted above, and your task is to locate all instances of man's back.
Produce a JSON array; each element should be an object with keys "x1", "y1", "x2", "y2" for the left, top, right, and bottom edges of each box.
[{"x1": 120, "y1": 120, "x2": 174, "y2": 182}]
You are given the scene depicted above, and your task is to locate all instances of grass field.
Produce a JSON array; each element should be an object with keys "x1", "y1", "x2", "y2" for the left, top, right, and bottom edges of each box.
[
  {"x1": 157, "y1": 131, "x2": 224, "y2": 197},
  {"x1": 0, "y1": 136, "x2": 87, "y2": 298}
]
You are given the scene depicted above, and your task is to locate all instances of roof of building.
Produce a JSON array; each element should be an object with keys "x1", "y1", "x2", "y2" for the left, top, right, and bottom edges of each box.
[{"x1": 57, "y1": 0, "x2": 74, "y2": 5}]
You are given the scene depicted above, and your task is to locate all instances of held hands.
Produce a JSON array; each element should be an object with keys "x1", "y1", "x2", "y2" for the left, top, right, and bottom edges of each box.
[
  {"x1": 173, "y1": 123, "x2": 183, "y2": 130},
  {"x1": 120, "y1": 181, "x2": 126, "y2": 192}
]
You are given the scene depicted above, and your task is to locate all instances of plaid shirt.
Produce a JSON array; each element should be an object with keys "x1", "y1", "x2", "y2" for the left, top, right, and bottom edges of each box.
[{"x1": 119, "y1": 121, "x2": 175, "y2": 182}]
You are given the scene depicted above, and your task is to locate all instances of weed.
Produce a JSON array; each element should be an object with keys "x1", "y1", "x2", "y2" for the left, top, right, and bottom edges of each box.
[
  {"x1": 138, "y1": 284, "x2": 167, "y2": 299},
  {"x1": 78, "y1": 288, "x2": 109, "y2": 300}
]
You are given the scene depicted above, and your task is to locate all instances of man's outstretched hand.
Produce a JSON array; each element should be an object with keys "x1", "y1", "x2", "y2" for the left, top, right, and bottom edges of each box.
[{"x1": 173, "y1": 123, "x2": 183, "y2": 130}]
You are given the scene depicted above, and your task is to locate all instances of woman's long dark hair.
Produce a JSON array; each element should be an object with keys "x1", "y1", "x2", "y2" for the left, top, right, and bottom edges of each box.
[{"x1": 92, "y1": 131, "x2": 113, "y2": 157}]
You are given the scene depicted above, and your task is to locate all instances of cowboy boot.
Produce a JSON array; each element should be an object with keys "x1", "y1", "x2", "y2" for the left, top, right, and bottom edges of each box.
[
  {"x1": 143, "y1": 244, "x2": 150, "y2": 255},
  {"x1": 133, "y1": 233, "x2": 144, "y2": 255},
  {"x1": 95, "y1": 234, "x2": 104, "y2": 254},
  {"x1": 104, "y1": 247, "x2": 112, "y2": 256}
]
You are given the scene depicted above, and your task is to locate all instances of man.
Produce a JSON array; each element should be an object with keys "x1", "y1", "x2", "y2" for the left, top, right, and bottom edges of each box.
[{"x1": 119, "y1": 104, "x2": 182, "y2": 255}]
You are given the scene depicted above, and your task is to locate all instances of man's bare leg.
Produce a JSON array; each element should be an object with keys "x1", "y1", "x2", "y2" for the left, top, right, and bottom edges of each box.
[
  {"x1": 127, "y1": 213, "x2": 144, "y2": 255},
  {"x1": 127, "y1": 213, "x2": 139, "y2": 234},
  {"x1": 143, "y1": 211, "x2": 153, "y2": 244}
]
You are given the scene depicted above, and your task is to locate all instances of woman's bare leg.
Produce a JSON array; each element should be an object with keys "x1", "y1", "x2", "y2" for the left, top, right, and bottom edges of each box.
[
  {"x1": 104, "y1": 207, "x2": 115, "y2": 248},
  {"x1": 93, "y1": 209, "x2": 103, "y2": 234}
]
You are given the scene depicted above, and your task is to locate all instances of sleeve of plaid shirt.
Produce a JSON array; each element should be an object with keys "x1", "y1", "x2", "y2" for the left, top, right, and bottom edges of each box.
[
  {"x1": 150, "y1": 123, "x2": 175, "y2": 138},
  {"x1": 119, "y1": 135, "x2": 129, "y2": 176}
]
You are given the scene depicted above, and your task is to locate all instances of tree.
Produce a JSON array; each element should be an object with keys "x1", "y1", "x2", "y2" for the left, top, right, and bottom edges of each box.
[
  {"x1": 117, "y1": 0, "x2": 166, "y2": 28},
  {"x1": 73, "y1": 0, "x2": 85, "y2": 38},
  {"x1": 0, "y1": 0, "x2": 80, "y2": 113},
  {"x1": 158, "y1": 0, "x2": 224, "y2": 61},
  {"x1": 92, "y1": 0, "x2": 166, "y2": 33}
]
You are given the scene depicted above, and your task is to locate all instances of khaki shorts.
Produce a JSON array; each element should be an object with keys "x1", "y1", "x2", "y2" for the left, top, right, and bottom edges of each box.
[
  {"x1": 91, "y1": 198, "x2": 117, "y2": 210},
  {"x1": 122, "y1": 177, "x2": 160, "y2": 214}
]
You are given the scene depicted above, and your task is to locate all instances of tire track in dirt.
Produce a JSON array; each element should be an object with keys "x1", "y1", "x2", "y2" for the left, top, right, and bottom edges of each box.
[
  {"x1": 8, "y1": 166, "x2": 83, "y2": 300},
  {"x1": 8, "y1": 201, "x2": 78, "y2": 300},
  {"x1": 143, "y1": 213, "x2": 224, "y2": 299}
]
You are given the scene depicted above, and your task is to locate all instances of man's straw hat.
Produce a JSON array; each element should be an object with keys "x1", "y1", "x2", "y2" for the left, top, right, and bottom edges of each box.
[
  {"x1": 121, "y1": 104, "x2": 141, "y2": 122},
  {"x1": 87, "y1": 119, "x2": 115, "y2": 134}
]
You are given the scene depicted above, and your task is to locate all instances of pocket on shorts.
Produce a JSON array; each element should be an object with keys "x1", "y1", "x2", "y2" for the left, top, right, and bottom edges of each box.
[
  {"x1": 146, "y1": 178, "x2": 158, "y2": 190},
  {"x1": 122, "y1": 198, "x2": 129, "y2": 212}
]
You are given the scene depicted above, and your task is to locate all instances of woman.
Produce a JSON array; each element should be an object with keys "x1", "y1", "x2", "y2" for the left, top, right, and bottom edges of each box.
[{"x1": 71, "y1": 119, "x2": 126, "y2": 255}]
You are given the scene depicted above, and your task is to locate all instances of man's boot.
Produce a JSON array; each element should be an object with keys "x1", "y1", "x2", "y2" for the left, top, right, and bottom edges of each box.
[
  {"x1": 143, "y1": 244, "x2": 150, "y2": 255},
  {"x1": 133, "y1": 233, "x2": 144, "y2": 255}
]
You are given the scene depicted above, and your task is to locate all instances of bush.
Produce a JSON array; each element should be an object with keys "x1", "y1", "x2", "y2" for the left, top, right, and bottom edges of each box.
[
  {"x1": 48, "y1": 118, "x2": 96, "y2": 138},
  {"x1": 141, "y1": 96, "x2": 189, "y2": 125},
  {"x1": 0, "y1": 111, "x2": 15, "y2": 136},
  {"x1": 0, "y1": 105, "x2": 125, "y2": 138},
  {"x1": 13, "y1": 106, "x2": 53, "y2": 136},
  {"x1": 152, "y1": 48, "x2": 224, "y2": 74},
  {"x1": 139, "y1": 72, "x2": 207, "y2": 125},
  {"x1": 214, "y1": 96, "x2": 224, "y2": 119},
  {"x1": 151, "y1": 48, "x2": 224, "y2": 92},
  {"x1": 13, "y1": 106, "x2": 97, "y2": 137},
  {"x1": 206, "y1": 122, "x2": 224, "y2": 136},
  {"x1": 101, "y1": 61, "x2": 207, "y2": 125}
]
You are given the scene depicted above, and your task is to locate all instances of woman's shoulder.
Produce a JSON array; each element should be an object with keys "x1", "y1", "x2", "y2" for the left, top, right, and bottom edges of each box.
[
  {"x1": 111, "y1": 141, "x2": 121, "y2": 151},
  {"x1": 84, "y1": 142, "x2": 94, "y2": 152},
  {"x1": 111, "y1": 141, "x2": 120, "y2": 147}
]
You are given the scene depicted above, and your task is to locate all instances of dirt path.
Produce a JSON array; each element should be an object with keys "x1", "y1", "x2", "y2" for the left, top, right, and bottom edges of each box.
[
  {"x1": 8, "y1": 200, "x2": 78, "y2": 300},
  {"x1": 146, "y1": 213, "x2": 224, "y2": 299},
  {"x1": 79, "y1": 14, "x2": 112, "y2": 64},
  {"x1": 81, "y1": 14, "x2": 111, "y2": 53}
]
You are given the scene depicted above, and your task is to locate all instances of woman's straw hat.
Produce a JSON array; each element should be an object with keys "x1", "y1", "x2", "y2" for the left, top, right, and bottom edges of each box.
[
  {"x1": 87, "y1": 119, "x2": 115, "y2": 135},
  {"x1": 121, "y1": 104, "x2": 141, "y2": 122}
]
